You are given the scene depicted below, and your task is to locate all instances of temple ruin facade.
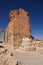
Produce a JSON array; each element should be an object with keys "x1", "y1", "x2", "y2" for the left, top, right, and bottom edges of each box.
[{"x1": 5, "y1": 8, "x2": 31, "y2": 47}]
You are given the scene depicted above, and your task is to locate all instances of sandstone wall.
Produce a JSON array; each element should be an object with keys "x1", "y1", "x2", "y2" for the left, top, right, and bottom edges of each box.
[{"x1": 6, "y1": 8, "x2": 31, "y2": 47}]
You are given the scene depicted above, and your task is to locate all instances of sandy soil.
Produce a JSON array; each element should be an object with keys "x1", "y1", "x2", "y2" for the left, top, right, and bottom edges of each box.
[
  {"x1": 11, "y1": 48, "x2": 43, "y2": 65},
  {"x1": 0, "y1": 44, "x2": 43, "y2": 65}
]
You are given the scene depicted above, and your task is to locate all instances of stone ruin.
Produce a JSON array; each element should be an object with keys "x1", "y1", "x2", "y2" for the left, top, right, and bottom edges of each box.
[
  {"x1": 0, "y1": 30, "x2": 5, "y2": 43},
  {"x1": 0, "y1": 8, "x2": 43, "y2": 48},
  {"x1": 5, "y1": 8, "x2": 31, "y2": 47},
  {"x1": 0, "y1": 8, "x2": 43, "y2": 65}
]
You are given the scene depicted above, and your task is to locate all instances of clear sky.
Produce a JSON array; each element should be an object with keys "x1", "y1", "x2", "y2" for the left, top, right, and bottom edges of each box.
[{"x1": 0, "y1": 0, "x2": 43, "y2": 39}]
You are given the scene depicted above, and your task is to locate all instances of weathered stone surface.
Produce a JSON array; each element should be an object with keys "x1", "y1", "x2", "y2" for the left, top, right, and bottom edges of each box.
[
  {"x1": 0, "y1": 55, "x2": 17, "y2": 65},
  {"x1": 32, "y1": 39, "x2": 43, "y2": 47},
  {"x1": 6, "y1": 8, "x2": 31, "y2": 47},
  {"x1": 0, "y1": 44, "x2": 18, "y2": 65},
  {"x1": 21, "y1": 38, "x2": 32, "y2": 46},
  {"x1": 19, "y1": 38, "x2": 36, "y2": 51}
]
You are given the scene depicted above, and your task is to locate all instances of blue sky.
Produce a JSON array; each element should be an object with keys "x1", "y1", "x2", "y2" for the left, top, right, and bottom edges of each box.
[{"x1": 0, "y1": 0, "x2": 43, "y2": 39}]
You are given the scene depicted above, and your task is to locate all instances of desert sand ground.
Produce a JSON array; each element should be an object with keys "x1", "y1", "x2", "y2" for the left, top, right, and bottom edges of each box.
[
  {"x1": 0, "y1": 44, "x2": 43, "y2": 65},
  {"x1": 5, "y1": 45, "x2": 43, "y2": 65}
]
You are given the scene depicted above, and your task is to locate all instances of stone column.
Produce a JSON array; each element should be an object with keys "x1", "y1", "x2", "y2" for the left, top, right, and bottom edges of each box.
[{"x1": 0, "y1": 30, "x2": 5, "y2": 43}]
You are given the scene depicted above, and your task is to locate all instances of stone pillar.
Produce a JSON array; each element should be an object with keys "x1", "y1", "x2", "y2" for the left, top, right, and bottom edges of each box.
[{"x1": 0, "y1": 30, "x2": 5, "y2": 43}]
